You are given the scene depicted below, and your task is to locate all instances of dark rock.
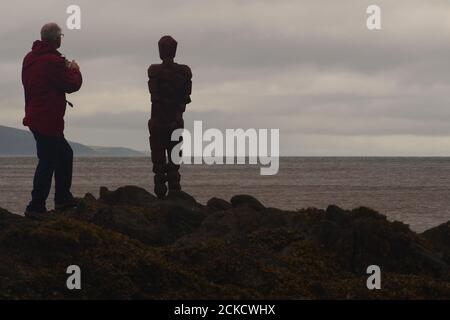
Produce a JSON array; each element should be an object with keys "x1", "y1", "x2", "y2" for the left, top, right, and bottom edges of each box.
[
  {"x1": 166, "y1": 190, "x2": 200, "y2": 208},
  {"x1": 325, "y1": 205, "x2": 350, "y2": 225},
  {"x1": 350, "y1": 206, "x2": 387, "y2": 221},
  {"x1": 230, "y1": 195, "x2": 265, "y2": 211},
  {"x1": 87, "y1": 203, "x2": 204, "y2": 246},
  {"x1": 69, "y1": 188, "x2": 207, "y2": 247},
  {"x1": 0, "y1": 208, "x2": 31, "y2": 229},
  {"x1": 423, "y1": 222, "x2": 450, "y2": 265},
  {"x1": 312, "y1": 207, "x2": 449, "y2": 275},
  {"x1": 184, "y1": 207, "x2": 287, "y2": 243},
  {"x1": 0, "y1": 188, "x2": 449, "y2": 300},
  {"x1": 99, "y1": 185, "x2": 156, "y2": 206},
  {"x1": 84, "y1": 193, "x2": 97, "y2": 202},
  {"x1": 207, "y1": 197, "x2": 233, "y2": 212},
  {"x1": 0, "y1": 210, "x2": 224, "y2": 299}
]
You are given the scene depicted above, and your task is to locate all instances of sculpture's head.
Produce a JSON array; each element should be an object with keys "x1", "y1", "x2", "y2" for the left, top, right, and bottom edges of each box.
[{"x1": 158, "y1": 35, "x2": 177, "y2": 61}]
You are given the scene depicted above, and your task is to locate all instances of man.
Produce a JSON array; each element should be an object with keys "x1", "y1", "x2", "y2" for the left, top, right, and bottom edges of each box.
[
  {"x1": 147, "y1": 36, "x2": 192, "y2": 198},
  {"x1": 22, "y1": 23, "x2": 82, "y2": 218}
]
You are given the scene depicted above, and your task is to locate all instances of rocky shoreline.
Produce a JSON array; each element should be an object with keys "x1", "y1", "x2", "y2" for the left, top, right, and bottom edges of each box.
[{"x1": 0, "y1": 186, "x2": 449, "y2": 299}]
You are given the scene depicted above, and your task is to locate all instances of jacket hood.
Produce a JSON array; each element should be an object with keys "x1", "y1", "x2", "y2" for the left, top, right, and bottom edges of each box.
[
  {"x1": 31, "y1": 40, "x2": 60, "y2": 55},
  {"x1": 23, "y1": 40, "x2": 61, "y2": 69}
]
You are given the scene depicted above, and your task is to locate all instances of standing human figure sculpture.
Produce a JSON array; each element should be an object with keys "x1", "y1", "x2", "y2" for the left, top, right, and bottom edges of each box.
[{"x1": 147, "y1": 36, "x2": 192, "y2": 198}]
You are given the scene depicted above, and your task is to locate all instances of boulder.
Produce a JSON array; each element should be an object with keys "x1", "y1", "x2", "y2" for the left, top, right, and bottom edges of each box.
[
  {"x1": 99, "y1": 185, "x2": 156, "y2": 206},
  {"x1": 230, "y1": 195, "x2": 265, "y2": 211},
  {"x1": 422, "y1": 222, "x2": 450, "y2": 265},
  {"x1": 207, "y1": 197, "x2": 233, "y2": 212}
]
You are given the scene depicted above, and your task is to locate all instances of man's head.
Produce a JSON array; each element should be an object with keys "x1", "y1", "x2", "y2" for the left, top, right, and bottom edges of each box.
[
  {"x1": 40, "y1": 23, "x2": 63, "y2": 48},
  {"x1": 158, "y1": 36, "x2": 177, "y2": 62}
]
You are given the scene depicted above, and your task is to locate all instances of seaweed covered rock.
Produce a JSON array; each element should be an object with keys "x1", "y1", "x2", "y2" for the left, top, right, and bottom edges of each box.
[
  {"x1": 0, "y1": 186, "x2": 449, "y2": 299},
  {"x1": 71, "y1": 188, "x2": 206, "y2": 246},
  {"x1": 309, "y1": 206, "x2": 448, "y2": 276},
  {"x1": 422, "y1": 222, "x2": 450, "y2": 265},
  {"x1": 230, "y1": 195, "x2": 265, "y2": 211},
  {"x1": 207, "y1": 197, "x2": 233, "y2": 213},
  {"x1": 99, "y1": 186, "x2": 157, "y2": 207}
]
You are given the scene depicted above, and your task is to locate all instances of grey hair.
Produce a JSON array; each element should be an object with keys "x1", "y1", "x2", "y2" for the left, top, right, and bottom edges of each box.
[{"x1": 40, "y1": 23, "x2": 62, "y2": 41}]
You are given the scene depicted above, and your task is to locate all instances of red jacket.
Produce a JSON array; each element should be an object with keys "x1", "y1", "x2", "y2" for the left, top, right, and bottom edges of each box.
[{"x1": 22, "y1": 40, "x2": 82, "y2": 136}]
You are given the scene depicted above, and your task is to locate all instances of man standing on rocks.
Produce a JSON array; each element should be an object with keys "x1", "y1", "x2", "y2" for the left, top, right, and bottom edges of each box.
[
  {"x1": 147, "y1": 36, "x2": 192, "y2": 198},
  {"x1": 22, "y1": 23, "x2": 82, "y2": 218}
]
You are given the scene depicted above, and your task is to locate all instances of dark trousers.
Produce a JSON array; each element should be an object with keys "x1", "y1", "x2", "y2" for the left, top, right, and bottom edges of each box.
[
  {"x1": 148, "y1": 118, "x2": 183, "y2": 195},
  {"x1": 148, "y1": 119, "x2": 182, "y2": 175},
  {"x1": 27, "y1": 131, "x2": 73, "y2": 211},
  {"x1": 150, "y1": 129, "x2": 181, "y2": 173}
]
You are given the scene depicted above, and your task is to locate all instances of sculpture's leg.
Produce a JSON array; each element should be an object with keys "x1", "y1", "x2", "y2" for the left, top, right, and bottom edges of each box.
[
  {"x1": 149, "y1": 119, "x2": 168, "y2": 198},
  {"x1": 167, "y1": 128, "x2": 182, "y2": 193}
]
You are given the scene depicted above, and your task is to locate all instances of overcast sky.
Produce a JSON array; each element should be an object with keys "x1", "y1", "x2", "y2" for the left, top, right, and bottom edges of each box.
[{"x1": 2, "y1": 0, "x2": 450, "y2": 155}]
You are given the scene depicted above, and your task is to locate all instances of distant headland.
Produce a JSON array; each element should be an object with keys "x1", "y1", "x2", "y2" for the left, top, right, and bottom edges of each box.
[{"x1": 0, "y1": 125, "x2": 144, "y2": 157}]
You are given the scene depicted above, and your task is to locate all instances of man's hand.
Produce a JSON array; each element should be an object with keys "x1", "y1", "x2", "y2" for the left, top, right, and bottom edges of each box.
[{"x1": 68, "y1": 60, "x2": 80, "y2": 71}]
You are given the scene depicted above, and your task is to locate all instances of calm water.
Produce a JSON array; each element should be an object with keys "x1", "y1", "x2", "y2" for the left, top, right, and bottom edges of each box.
[{"x1": 1, "y1": 157, "x2": 449, "y2": 232}]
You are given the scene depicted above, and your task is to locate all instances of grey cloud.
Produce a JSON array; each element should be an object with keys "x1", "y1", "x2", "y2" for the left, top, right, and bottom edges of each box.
[{"x1": 2, "y1": 0, "x2": 450, "y2": 155}]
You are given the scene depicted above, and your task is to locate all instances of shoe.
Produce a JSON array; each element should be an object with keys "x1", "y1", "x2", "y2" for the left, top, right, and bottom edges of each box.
[
  {"x1": 167, "y1": 171, "x2": 181, "y2": 193},
  {"x1": 24, "y1": 207, "x2": 47, "y2": 221},
  {"x1": 55, "y1": 197, "x2": 79, "y2": 211},
  {"x1": 154, "y1": 174, "x2": 168, "y2": 199},
  {"x1": 154, "y1": 183, "x2": 168, "y2": 199}
]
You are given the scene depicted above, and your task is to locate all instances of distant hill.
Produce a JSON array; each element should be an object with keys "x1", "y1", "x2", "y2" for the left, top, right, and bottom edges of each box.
[{"x1": 0, "y1": 125, "x2": 144, "y2": 157}]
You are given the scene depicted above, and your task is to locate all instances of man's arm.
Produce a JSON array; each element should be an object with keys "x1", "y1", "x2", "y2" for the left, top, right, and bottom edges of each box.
[
  {"x1": 184, "y1": 65, "x2": 192, "y2": 105},
  {"x1": 50, "y1": 58, "x2": 83, "y2": 94},
  {"x1": 148, "y1": 65, "x2": 160, "y2": 103}
]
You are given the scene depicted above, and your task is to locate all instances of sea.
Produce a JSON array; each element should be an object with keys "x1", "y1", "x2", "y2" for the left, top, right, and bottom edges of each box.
[{"x1": 1, "y1": 157, "x2": 449, "y2": 233}]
